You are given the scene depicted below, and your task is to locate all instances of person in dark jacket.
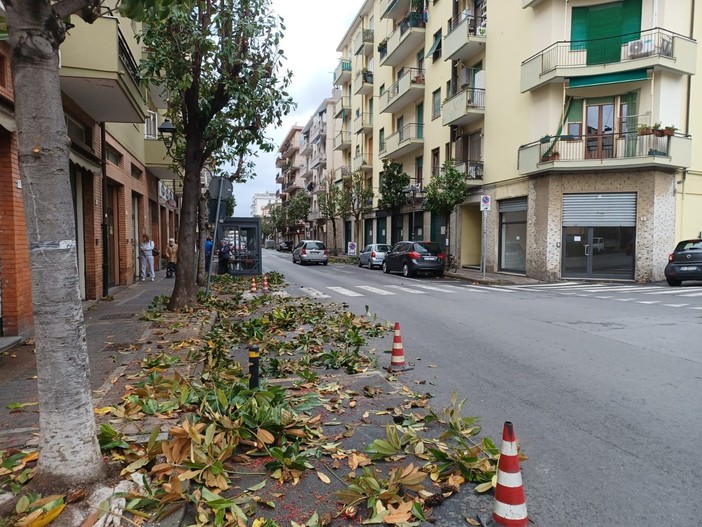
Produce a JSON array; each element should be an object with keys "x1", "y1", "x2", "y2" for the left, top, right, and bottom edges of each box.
[{"x1": 217, "y1": 240, "x2": 231, "y2": 274}]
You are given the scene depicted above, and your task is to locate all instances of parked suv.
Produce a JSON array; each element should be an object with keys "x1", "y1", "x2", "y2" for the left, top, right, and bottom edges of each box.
[
  {"x1": 359, "y1": 243, "x2": 391, "y2": 269},
  {"x1": 292, "y1": 240, "x2": 329, "y2": 266},
  {"x1": 382, "y1": 241, "x2": 445, "y2": 277},
  {"x1": 664, "y1": 239, "x2": 702, "y2": 286}
]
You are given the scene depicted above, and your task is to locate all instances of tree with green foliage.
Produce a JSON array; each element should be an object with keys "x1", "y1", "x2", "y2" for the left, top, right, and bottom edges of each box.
[
  {"x1": 137, "y1": 0, "x2": 294, "y2": 310},
  {"x1": 285, "y1": 191, "x2": 311, "y2": 240},
  {"x1": 318, "y1": 182, "x2": 344, "y2": 253},
  {"x1": 340, "y1": 170, "x2": 374, "y2": 254},
  {"x1": 377, "y1": 160, "x2": 410, "y2": 245},
  {"x1": 423, "y1": 161, "x2": 470, "y2": 254}
]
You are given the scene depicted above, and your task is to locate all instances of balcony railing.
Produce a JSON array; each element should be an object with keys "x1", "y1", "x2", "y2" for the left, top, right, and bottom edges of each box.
[
  {"x1": 352, "y1": 152, "x2": 373, "y2": 172},
  {"x1": 379, "y1": 67, "x2": 425, "y2": 114},
  {"x1": 518, "y1": 131, "x2": 692, "y2": 175},
  {"x1": 333, "y1": 96, "x2": 351, "y2": 119},
  {"x1": 445, "y1": 14, "x2": 487, "y2": 62},
  {"x1": 380, "y1": 12, "x2": 426, "y2": 67},
  {"x1": 333, "y1": 58, "x2": 352, "y2": 85},
  {"x1": 381, "y1": 122, "x2": 424, "y2": 159},
  {"x1": 521, "y1": 27, "x2": 697, "y2": 92},
  {"x1": 353, "y1": 112, "x2": 373, "y2": 135},
  {"x1": 354, "y1": 70, "x2": 374, "y2": 95},
  {"x1": 332, "y1": 166, "x2": 352, "y2": 181},
  {"x1": 442, "y1": 87, "x2": 485, "y2": 126},
  {"x1": 454, "y1": 159, "x2": 484, "y2": 183},
  {"x1": 333, "y1": 131, "x2": 351, "y2": 151}
]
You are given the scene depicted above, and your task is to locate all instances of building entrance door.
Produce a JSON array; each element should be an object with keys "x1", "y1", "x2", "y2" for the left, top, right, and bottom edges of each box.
[{"x1": 563, "y1": 226, "x2": 636, "y2": 279}]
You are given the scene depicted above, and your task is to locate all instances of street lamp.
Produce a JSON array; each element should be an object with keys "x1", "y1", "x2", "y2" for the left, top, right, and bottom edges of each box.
[
  {"x1": 157, "y1": 119, "x2": 177, "y2": 156},
  {"x1": 403, "y1": 184, "x2": 420, "y2": 241}
]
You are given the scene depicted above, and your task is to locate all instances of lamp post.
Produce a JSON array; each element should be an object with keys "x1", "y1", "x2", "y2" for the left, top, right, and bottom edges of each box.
[
  {"x1": 403, "y1": 184, "x2": 420, "y2": 241},
  {"x1": 157, "y1": 119, "x2": 177, "y2": 156}
]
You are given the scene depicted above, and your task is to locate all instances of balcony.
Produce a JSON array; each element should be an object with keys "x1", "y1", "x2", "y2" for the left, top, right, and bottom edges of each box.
[
  {"x1": 380, "y1": 13, "x2": 426, "y2": 68},
  {"x1": 517, "y1": 131, "x2": 692, "y2": 176},
  {"x1": 144, "y1": 139, "x2": 178, "y2": 179},
  {"x1": 444, "y1": 14, "x2": 487, "y2": 62},
  {"x1": 332, "y1": 166, "x2": 352, "y2": 182},
  {"x1": 311, "y1": 150, "x2": 327, "y2": 168},
  {"x1": 301, "y1": 162, "x2": 313, "y2": 179},
  {"x1": 454, "y1": 160, "x2": 484, "y2": 186},
  {"x1": 60, "y1": 17, "x2": 146, "y2": 122},
  {"x1": 354, "y1": 70, "x2": 374, "y2": 96},
  {"x1": 353, "y1": 152, "x2": 373, "y2": 172},
  {"x1": 333, "y1": 58, "x2": 352, "y2": 85},
  {"x1": 285, "y1": 176, "x2": 304, "y2": 193},
  {"x1": 281, "y1": 138, "x2": 299, "y2": 157},
  {"x1": 354, "y1": 28, "x2": 375, "y2": 56},
  {"x1": 522, "y1": 0, "x2": 545, "y2": 6},
  {"x1": 381, "y1": 123, "x2": 423, "y2": 159},
  {"x1": 521, "y1": 28, "x2": 697, "y2": 92},
  {"x1": 334, "y1": 96, "x2": 350, "y2": 119},
  {"x1": 276, "y1": 171, "x2": 284, "y2": 184},
  {"x1": 442, "y1": 87, "x2": 485, "y2": 126},
  {"x1": 354, "y1": 112, "x2": 373, "y2": 135},
  {"x1": 300, "y1": 137, "x2": 313, "y2": 156},
  {"x1": 379, "y1": 68, "x2": 425, "y2": 114},
  {"x1": 312, "y1": 178, "x2": 327, "y2": 195},
  {"x1": 380, "y1": 0, "x2": 411, "y2": 20},
  {"x1": 334, "y1": 131, "x2": 352, "y2": 151}
]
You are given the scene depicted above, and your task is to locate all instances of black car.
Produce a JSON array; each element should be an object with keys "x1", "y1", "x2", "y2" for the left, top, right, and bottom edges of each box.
[
  {"x1": 276, "y1": 241, "x2": 293, "y2": 252},
  {"x1": 382, "y1": 241, "x2": 445, "y2": 277},
  {"x1": 664, "y1": 239, "x2": 702, "y2": 286}
]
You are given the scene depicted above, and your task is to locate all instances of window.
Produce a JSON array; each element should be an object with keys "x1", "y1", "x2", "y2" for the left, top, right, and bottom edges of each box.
[
  {"x1": 431, "y1": 148, "x2": 440, "y2": 176},
  {"x1": 131, "y1": 164, "x2": 142, "y2": 179},
  {"x1": 106, "y1": 147, "x2": 122, "y2": 166},
  {"x1": 66, "y1": 116, "x2": 91, "y2": 147},
  {"x1": 415, "y1": 155, "x2": 423, "y2": 188},
  {"x1": 379, "y1": 83, "x2": 386, "y2": 96},
  {"x1": 145, "y1": 111, "x2": 157, "y2": 139},
  {"x1": 426, "y1": 30, "x2": 442, "y2": 62},
  {"x1": 432, "y1": 89, "x2": 441, "y2": 119}
]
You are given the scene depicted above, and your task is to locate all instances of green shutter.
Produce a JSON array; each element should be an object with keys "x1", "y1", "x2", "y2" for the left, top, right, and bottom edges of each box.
[
  {"x1": 571, "y1": 7, "x2": 588, "y2": 50},
  {"x1": 586, "y1": 3, "x2": 623, "y2": 65},
  {"x1": 621, "y1": 0, "x2": 642, "y2": 43},
  {"x1": 567, "y1": 99, "x2": 584, "y2": 122}
]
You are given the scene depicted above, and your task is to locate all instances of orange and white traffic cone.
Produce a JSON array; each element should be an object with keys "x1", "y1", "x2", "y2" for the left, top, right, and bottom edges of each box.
[
  {"x1": 387, "y1": 322, "x2": 412, "y2": 373},
  {"x1": 479, "y1": 421, "x2": 528, "y2": 527},
  {"x1": 250, "y1": 277, "x2": 257, "y2": 294},
  {"x1": 262, "y1": 274, "x2": 269, "y2": 294}
]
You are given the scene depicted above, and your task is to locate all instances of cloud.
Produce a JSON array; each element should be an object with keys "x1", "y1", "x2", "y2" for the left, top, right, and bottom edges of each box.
[{"x1": 232, "y1": 0, "x2": 362, "y2": 215}]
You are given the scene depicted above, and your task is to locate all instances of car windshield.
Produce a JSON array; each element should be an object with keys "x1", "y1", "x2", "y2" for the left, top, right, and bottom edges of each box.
[
  {"x1": 306, "y1": 242, "x2": 325, "y2": 250},
  {"x1": 413, "y1": 242, "x2": 442, "y2": 254},
  {"x1": 377, "y1": 245, "x2": 391, "y2": 252}
]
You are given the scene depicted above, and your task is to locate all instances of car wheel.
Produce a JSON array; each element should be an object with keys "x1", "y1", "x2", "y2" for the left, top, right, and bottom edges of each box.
[
  {"x1": 666, "y1": 277, "x2": 682, "y2": 286},
  {"x1": 382, "y1": 261, "x2": 389, "y2": 274},
  {"x1": 358, "y1": 259, "x2": 363, "y2": 268},
  {"x1": 436, "y1": 271, "x2": 444, "y2": 277},
  {"x1": 402, "y1": 263, "x2": 414, "y2": 278},
  {"x1": 322, "y1": 262, "x2": 328, "y2": 266}
]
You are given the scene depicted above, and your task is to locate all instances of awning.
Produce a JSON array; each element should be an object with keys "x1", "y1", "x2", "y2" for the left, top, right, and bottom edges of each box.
[
  {"x1": 425, "y1": 33, "x2": 442, "y2": 57},
  {"x1": 69, "y1": 150, "x2": 101, "y2": 173},
  {"x1": 568, "y1": 69, "x2": 648, "y2": 88},
  {"x1": 0, "y1": 106, "x2": 16, "y2": 132}
]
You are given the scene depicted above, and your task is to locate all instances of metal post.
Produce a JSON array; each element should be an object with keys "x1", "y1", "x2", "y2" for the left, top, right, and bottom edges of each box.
[
  {"x1": 248, "y1": 345, "x2": 260, "y2": 389},
  {"x1": 205, "y1": 177, "x2": 225, "y2": 296},
  {"x1": 481, "y1": 209, "x2": 487, "y2": 279}
]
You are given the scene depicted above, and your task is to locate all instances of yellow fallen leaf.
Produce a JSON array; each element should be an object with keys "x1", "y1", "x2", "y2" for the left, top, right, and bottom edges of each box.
[
  {"x1": 317, "y1": 471, "x2": 331, "y2": 484},
  {"x1": 22, "y1": 452, "x2": 39, "y2": 463},
  {"x1": 93, "y1": 407, "x2": 113, "y2": 415},
  {"x1": 17, "y1": 501, "x2": 65, "y2": 527},
  {"x1": 465, "y1": 517, "x2": 481, "y2": 526}
]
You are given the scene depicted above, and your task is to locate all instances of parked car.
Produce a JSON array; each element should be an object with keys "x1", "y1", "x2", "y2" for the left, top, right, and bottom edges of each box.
[
  {"x1": 277, "y1": 241, "x2": 293, "y2": 252},
  {"x1": 359, "y1": 243, "x2": 391, "y2": 269},
  {"x1": 292, "y1": 240, "x2": 329, "y2": 265},
  {"x1": 664, "y1": 239, "x2": 702, "y2": 286},
  {"x1": 382, "y1": 241, "x2": 445, "y2": 277}
]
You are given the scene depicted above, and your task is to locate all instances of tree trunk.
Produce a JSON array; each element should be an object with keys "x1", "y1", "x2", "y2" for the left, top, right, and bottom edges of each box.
[
  {"x1": 444, "y1": 212, "x2": 451, "y2": 255},
  {"x1": 331, "y1": 219, "x2": 338, "y2": 255},
  {"x1": 168, "y1": 145, "x2": 202, "y2": 310},
  {"x1": 196, "y1": 195, "x2": 207, "y2": 285},
  {"x1": 6, "y1": 2, "x2": 105, "y2": 485}
]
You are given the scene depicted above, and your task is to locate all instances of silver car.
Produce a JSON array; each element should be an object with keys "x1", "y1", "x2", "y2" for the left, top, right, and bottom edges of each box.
[
  {"x1": 292, "y1": 240, "x2": 329, "y2": 265},
  {"x1": 358, "y1": 243, "x2": 391, "y2": 269}
]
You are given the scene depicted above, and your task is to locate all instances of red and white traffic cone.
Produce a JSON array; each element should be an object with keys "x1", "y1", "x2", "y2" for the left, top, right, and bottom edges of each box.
[
  {"x1": 262, "y1": 274, "x2": 269, "y2": 294},
  {"x1": 250, "y1": 277, "x2": 257, "y2": 294},
  {"x1": 480, "y1": 421, "x2": 528, "y2": 527},
  {"x1": 387, "y1": 322, "x2": 412, "y2": 373}
]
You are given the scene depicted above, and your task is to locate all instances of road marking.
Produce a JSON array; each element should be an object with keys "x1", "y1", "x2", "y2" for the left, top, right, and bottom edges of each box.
[
  {"x1": 410, "y1": 284, "x2": 457, "y2": 293},
  {"x1": 614, "y1": 298, "x2": 635, "y2": 301},
  {"x1": 644, "y1": 289, "x2": 693, "y2": 295},
  {"x1": 440, "y1": 284, "x2": 485, "y2": 293},
  {"x1": 678, "y1": 291, "x2": 702, "y2": 297},
  {"x1": 385, "y1": 285, "x2": 427, "y2": 294},
  {"x1": 691, "y1": 306, "x2": 702, "y2": 310},
  {"x1": 301, "y1": 287, "x2": 330, "y2": 299},
  {"x1": 663, "y1": 303, "x2": 689, "y2": 308},
  {"x1": 594, "y1": 296, "x2": 613, "y2": 299},
  {"x1": 356, "y1": 285, "x2": 395, "y2": 295},
  {"x1": 327, "y1": 286, "x2": 364, "y2": 297},
  {"x1": 636, "y1": 301, "x2": 660, "y2": 304}
]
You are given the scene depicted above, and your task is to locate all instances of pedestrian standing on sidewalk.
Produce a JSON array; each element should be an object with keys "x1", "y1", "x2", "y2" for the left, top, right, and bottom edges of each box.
[
  {"x1": 139, "y1": 234, "x2": 156, "y2": 282},
  {"x1": 218, "y1": 240, "x2": 231, "y2": 275},
  {"x1": 165, "y1": 238, "x2": 179, "y2": 278},
  {"x1": 205, "y1": 236, "x2": 213, "y2": 273}
]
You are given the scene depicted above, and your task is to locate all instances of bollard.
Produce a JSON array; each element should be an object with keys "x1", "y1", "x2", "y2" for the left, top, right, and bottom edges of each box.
[{"x1": 248, "y1": 345, "x2": 260, "y2": 389}]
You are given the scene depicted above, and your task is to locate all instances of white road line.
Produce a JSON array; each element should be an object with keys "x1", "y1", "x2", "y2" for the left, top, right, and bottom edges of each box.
[
  {"x1": 301, "y1": 287, "x2": 330, "y2": 299},
  {"x1": 663, "y1": 303, "x2": 689, "y2": 308},
  {"x1": 481, "y1": 286, "x2": 515, "y2": 293},
  {"x1": 327, "y1": 286, "x2": 364, "y2": 297},
  {"x1": 356, "y1": 285, "x2": 395, "y2": 295},
  {"x1": 636, "y1": 301, "x2": 660, "y2": 304},
  {"x1": 440, "y1": 284, "x2": 485, "y2": 293},
  {"x1": 594, "y1": 296, "x2": 613, "y2": 299},
  {"x1": 644, "y1": 289, "x2": 693, "y2": 295},
  {"x1": 410, "y1": 284, "x2": 457, "y2": 293},
  {"x1": 513, "y1": 281, "x2": 582, "y2": 288},
  {"x1": 678, "y1": 291, "x2": 702, "y2": 297},
  {"x1": 385, "y1": 285, "x2": 427, "y2": 294},
  {"x1": 614, "y1": 298, "x2": 636, "y2": 301},
  {"x1": 691, "y1": 307, "x2": 702, "y2": 310}
]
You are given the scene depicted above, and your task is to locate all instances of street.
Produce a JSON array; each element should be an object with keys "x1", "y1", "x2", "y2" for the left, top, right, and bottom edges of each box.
[{"x1": 263, "y1": 250, "x2": 702, "y2": 526}]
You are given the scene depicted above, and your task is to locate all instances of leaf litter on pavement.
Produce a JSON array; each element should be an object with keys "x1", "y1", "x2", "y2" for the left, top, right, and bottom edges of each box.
[{"x1": 0, "y1": 272, "x2": 522, "y2": 526}]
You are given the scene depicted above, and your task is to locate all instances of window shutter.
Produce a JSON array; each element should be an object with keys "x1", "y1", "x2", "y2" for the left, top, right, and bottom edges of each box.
[{"x1": 570, "y1": 7, "x2": 588, "y2": 50}]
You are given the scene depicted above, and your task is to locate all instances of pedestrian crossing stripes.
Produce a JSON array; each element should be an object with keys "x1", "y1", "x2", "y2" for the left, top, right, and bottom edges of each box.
[{"x1": 293, "y1": 282, "x2": 493, "y2": 299}]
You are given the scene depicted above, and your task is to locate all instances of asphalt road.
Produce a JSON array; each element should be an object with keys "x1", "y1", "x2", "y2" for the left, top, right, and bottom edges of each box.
[{"x1": 262, "y1": 249, "x2": 702, "y2": 526}]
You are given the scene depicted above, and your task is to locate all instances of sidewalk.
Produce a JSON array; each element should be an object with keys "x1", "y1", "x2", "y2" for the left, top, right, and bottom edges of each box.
[{"x1": 0, "y1": 269, "x2": 179, "y2": 449}]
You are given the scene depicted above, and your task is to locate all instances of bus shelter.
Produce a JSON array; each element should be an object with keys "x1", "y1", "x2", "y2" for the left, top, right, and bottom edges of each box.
[{"x1": 218, "y1": 217, "x2": 262, "y2": 275}]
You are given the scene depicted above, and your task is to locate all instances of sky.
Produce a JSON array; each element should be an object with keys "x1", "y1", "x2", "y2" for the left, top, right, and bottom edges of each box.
[{"x1": 232, "y1": 0, "x2": 364, "y2": 215}]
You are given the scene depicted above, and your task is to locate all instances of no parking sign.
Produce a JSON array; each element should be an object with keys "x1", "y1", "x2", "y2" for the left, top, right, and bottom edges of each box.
[{"x1": 480, "y1": 195, "x2": 491, "y2": 211}]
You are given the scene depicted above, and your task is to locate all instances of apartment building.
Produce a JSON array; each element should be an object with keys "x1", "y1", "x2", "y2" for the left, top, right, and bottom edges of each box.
[
  {"x1": 250, "y1": 191, "x2": 278, "y2": 217},
  {"x1": 322, "y1": 0, "x2": 700, "y2": 282},
  {"x1": 275, "y1": 126, "x2": 305, "y2": 241},
  {"x1": 0, "y1": 14, "x2": 181, "y2": 338}
]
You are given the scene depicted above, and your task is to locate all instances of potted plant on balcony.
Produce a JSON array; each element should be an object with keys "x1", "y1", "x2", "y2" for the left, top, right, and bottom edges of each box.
[
  {"x1": 652, "y1": 122, "x2": 665, "y2": 137},
  {"x1": 637, "y1": 124, "x2": 653, "y2": 136},
  {"x1": 663, "y1": 125, "x2": 678, "y2": 136},
  {"x1": 541, "y1": 150, "x2": 560, "y2": 162},
  {"x1": 362, "y1": 68, "x2": 373, "y2": 83},
  {"x1": 377, "y1": 38, "x2": 387, "y2": 55}
]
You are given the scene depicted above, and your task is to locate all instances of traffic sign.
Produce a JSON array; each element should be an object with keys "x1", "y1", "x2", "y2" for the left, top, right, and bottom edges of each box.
[
  {"x1": 480, "y1": 195, "x2": 491, "y2": 211},
  {"x1": 208, "y1": 177, "x2": 233, "y2": 200}
]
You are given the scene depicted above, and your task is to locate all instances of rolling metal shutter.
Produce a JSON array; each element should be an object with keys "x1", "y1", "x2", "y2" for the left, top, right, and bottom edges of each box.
[
  {"x1": 562, "y1": 193, "x2": 636, "y2": 227},
  {"x1": 499, "y1": 197, "x2": 528, "y2": 213}
]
